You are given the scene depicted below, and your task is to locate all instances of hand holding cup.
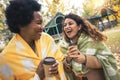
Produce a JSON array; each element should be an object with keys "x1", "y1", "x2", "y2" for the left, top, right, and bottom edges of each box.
[{"x1": 43, "y1": 57, "x2": 58, "y2": 77}]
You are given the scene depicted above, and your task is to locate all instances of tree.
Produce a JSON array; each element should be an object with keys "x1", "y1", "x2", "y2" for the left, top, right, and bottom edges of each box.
[
  {"x1": 0, "y1": 0, "x2": 9, "y2": 30},
  {"x1": 82, "y1": 0, "x2": 103, "y2": 17},
  {"x1": 0, "y1": 0, "x2": 13, "y2": 51}
]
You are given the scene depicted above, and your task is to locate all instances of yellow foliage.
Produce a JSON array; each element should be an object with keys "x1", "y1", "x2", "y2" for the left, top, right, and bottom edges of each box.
[
  {"x1": 113, "y1": 5, "x2": 119, "y2": 11},
  {"x1": 53, "y1": 0, "x2": 59, "y2": 4},
  {"x1": 117, "y1": 11, "x2": 120, "y2": 17},
  {"x1": 44, "y1": 0, "x2": 50, "y2": 5},
  {"x1": 59, "y1": 2, "x2": 65, "y2": 12},
  {"x1": 0, "y1": 27, "x2": 3, "y2": 30},
  {"x1": 49, "y1": 2, "x2": 57, "y2": 15},
  {"x1": 46, "y1": 0, "x2": 59, "y2": 15},
  {"x1": 109, "y1": 15, "x2": 116, "y2": 21},
  {"x1": 0, "y1": 23, "x2": 3, "y2": 30},
  {"x1": 117, "y1": 11, "x2": 120, "y2": 22},
  {"x1": 112, "y1": 5, "x2": 120, "y2": 22},
  {"x1": 0, "y1": 23, "x2": 3, "y2": 26}
]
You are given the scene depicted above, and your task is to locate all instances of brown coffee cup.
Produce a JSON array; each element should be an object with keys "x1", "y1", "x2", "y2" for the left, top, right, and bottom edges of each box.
[{"x1": 43, "y1": 57, "x2": 56, "y2": 77}]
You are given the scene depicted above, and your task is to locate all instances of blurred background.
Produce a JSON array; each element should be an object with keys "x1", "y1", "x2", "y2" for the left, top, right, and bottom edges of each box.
[{"x1": 0, "y1": 0, "x2": 120, "y2": 70}]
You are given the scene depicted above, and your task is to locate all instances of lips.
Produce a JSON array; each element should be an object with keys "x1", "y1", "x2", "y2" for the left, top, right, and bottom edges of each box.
[
  {"x1": 66, "y1": 30, "x2": 72, "y2": 36},
  {"x1": 38, "y1": 31, "x2": 42, "y2": 35},
  {"x1": 37, "y1": 30, "x2": 42, "y2": 36}
]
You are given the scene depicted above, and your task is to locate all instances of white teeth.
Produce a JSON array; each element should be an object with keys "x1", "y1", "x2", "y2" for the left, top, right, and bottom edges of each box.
[
  {"x1": 67, "y1": 31, "x2": 71, "y2": 33},
  {"x1": 67, "y1": 30, "x2": 71, "y2": 32}
]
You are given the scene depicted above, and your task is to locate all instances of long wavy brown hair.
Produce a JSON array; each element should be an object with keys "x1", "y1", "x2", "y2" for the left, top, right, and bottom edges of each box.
[{"x1": 62, "y1": 13, "x2": 107, "y2": 43}]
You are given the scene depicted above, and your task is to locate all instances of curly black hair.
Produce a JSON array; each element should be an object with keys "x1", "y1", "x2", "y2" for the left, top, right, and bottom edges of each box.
[{"x1": 5, "y1": 0, "x2": 41, "y2": 33}]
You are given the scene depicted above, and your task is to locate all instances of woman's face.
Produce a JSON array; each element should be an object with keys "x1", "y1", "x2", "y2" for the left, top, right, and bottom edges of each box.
[
  {"x1": 63, "y1": 18, "x2": 80, "y2": 39},
  {"x1": 20, "y1": 11, "x2": 44, "y2": 41}
]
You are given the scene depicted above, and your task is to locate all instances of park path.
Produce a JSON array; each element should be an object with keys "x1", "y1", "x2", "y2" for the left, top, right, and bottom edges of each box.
[{"x1": 103, "y1": 28, "x2": 120, "y2": 34}]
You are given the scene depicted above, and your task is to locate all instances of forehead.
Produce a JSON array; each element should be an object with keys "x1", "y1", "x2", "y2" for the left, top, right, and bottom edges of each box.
[
  {"x1": 64, "y1": 18, "x2": 75, "y2": 23},
  {"x1": 33, "y1": 12, "x2": 42, "y2": 20}
]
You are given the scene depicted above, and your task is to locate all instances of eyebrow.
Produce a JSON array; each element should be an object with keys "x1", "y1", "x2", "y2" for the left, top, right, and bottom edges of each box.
[{"x1": 35, "y1": 18, "x2": 43, "y2": 21}]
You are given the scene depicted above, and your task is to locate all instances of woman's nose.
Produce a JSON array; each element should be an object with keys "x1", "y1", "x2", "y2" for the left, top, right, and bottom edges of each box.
[
  {"x1": 41, "y1": 26, "x2": 44, "y2": 30},
  {"x1": 39, "y1": 25, "x2": 44, "y2": 30}
]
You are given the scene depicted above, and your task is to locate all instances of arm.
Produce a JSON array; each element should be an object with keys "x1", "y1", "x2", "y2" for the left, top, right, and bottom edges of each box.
[
  {"x1": 36, "y1": 60, "x2": 45, "y2": 80},
  {"x1": 68, "y1": 44, "x2": 102, "y2": 69},
  {"x1": 63, "y1": 57, "x2": 73, "y2": 73},
  {"x1": 40, "y1": 33, "x2": 67, "y2": 80},
  {"x1": 84, "y1": 55, "x2": 102, "y2": 69},
  {"x1": 0, "y1": 55, "x2": 15, "y2": 80}
]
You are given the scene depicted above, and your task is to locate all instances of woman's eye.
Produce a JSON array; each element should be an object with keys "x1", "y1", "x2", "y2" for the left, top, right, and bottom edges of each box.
[
  {"x1": 36, "y1": 21, "x2": 42, "y2": 25},
  {"x1": 69, "y1": 23, "x2": 73, "y2": 25},
  {"x1": 63, "y1": 23, "x2": 67, "y2": 27},
  {"x1": 63, "y1": 24, "x2": 66, "y2": 27},
  {"x1": 37, "y1": 22, "x2": 41, "y2": 24}
]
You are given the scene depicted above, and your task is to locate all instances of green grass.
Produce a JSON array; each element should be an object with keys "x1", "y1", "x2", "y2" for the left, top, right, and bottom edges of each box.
[{"x1": 104, "y1": 24, "x2": 120, "y2": 53}]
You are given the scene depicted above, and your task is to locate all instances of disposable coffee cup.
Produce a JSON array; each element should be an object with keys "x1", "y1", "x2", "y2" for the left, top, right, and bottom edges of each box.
[
  {"x1": 43, "y1": 57, "x2": 56, "y2": 77},
  {"x1": 69, "y1": 40, "x2": 77, "y2": 48},
  {"x1": 69, "y1": 40, "x2": 78, "y2": 57}
]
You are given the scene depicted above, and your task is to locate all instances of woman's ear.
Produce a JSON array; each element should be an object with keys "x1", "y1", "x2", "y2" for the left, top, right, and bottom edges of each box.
[{"x1": 78, "y1": 25, "x2": 81, "y2": 30}]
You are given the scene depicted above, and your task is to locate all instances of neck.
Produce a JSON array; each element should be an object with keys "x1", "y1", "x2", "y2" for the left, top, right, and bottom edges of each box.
[
  {"x1": 70, "y1": 35, "x2": 79, "y2": 44},
  {"x1": 19, "y1": 33, "x2": 37, "y2": 54},
  {"x1": 70, "y1": 31, "x2": 81, "y2": 44},
  {"x1": 29, "y1": 41, "x2": 35, "y2": 47}
]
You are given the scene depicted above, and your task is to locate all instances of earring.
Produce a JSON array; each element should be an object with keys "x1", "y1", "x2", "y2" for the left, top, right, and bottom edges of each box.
[
  {"x1": 79, "y1": 25, "x2": 81, "y2": 30},
  {"x1": 79, "y1": 27, "x2": 81, "y2": 30}
]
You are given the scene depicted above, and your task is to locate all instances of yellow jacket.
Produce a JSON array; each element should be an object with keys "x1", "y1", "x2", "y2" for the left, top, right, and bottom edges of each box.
[
  {"x1": 1, "y1": 32, "x2": 66, "y2": 80},
  {"x1": 0, "y1": 55, "x2": 15, "y2": 80}
]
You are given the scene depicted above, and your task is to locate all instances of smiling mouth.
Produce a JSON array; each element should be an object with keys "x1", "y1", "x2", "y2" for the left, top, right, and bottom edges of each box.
[
  {"x1": 66, "y1": 30, "x2": 72, "y2": 35},
  {"x1": 38, "y1": 31, "x2": 42, "y2": 35}
]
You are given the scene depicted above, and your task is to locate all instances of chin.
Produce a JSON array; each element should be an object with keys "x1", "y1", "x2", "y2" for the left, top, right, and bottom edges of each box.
[
  {"x1": 35, "y1": 36, "x2": 41, "y2": 40},
  {"x1": 67, "y1": 36, "x2": 72, "y2": 39}
]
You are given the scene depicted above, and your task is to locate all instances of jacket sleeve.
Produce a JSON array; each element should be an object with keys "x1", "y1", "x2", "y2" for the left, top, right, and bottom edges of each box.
[{"x1": 0, "y1": 55, "x2": 15, "y2": 80}]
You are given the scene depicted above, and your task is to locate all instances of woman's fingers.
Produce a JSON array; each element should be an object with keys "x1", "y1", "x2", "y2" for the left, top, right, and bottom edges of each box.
[
  {"x1": 68, "y1": 46, "x2": 80, "y2": 58},
  {"x1": 49, "y1": 62, "x2": 58, "y2": 75}
]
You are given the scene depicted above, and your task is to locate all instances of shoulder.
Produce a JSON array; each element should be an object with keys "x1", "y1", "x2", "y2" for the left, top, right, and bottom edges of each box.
[
  {"x1": 0, "y1": 55, "x2": 5, "y2": 65},
  {"x1": 1, "y1": 35, "x2": 16, "y2": 55},
  {"x1": 58, "y1": 38, "x2": 69, "y2": 48},
  {"x1": 79, "y1": 33, "x2": 90, "y2": 39},
  {"x1": 78, "y1": 33, "x2": 93, "y2": 43},
  {"x1": 40, "y1": 32, "x2": 55, "y2": 44},
  {"x1": 41, "y1": 32, "x2": 53, "y2": 40}
]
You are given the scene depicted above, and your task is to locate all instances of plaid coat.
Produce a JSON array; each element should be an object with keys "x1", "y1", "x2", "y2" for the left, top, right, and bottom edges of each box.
[{"x1": 59, "y1": 33, "x2": 120, "y2": 80}]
